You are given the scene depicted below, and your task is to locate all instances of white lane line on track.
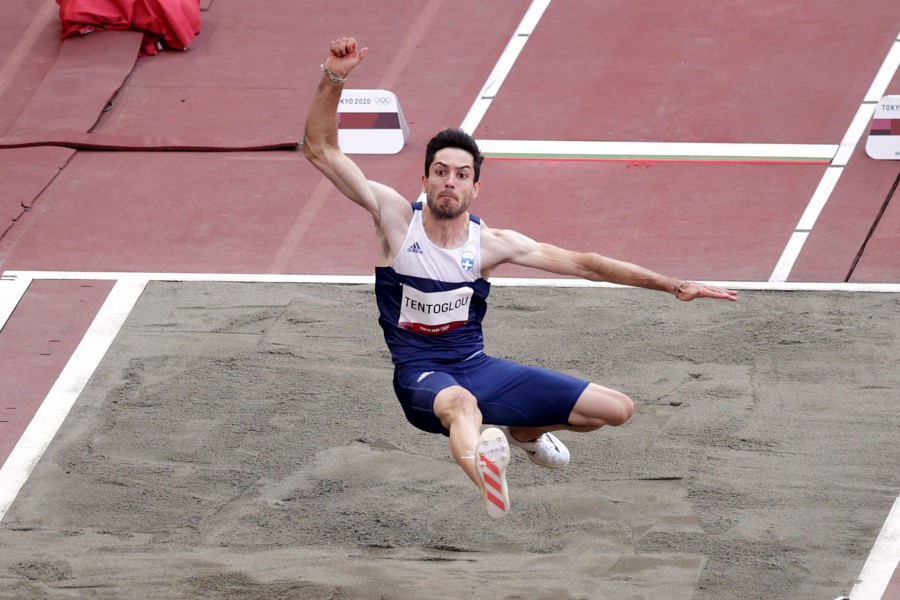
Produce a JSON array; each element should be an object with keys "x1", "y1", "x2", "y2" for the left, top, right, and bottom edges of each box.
[
  {"x1": 865, "y1": 37, "x2": 900, "y2": 103},
  {"x1": 796, "y1": 167, "x2": 845, "y2": 231},
  {"x1": 0, "y1": 0, "x2": 56, "y2": 101},
  {"x1": 477, "y1": 140, "x2": 837, "y2": 162},
  {"x1": 0, "y1": 273, "x2": 32, "y2": 332},
  {"x1": 770, "y1": 30, "x2": 900, "y2": 282},
  {"x1": 459, "y1": 0, "x2": 551, "y2": 134},
  {"x1": 850, "y1": 494, "x2": 900, "y2": 600},
  {"x1": 0, "y1": 275, "x2": 148, "y2": 523}
]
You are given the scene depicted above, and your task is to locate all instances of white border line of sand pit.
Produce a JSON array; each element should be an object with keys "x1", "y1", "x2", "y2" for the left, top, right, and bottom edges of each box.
[
  {"x1": 850, "y1": 494, "x2": 900, "y2": 600},
  {"x1": 4, "y1": 271, "x2": 900, "y2": 292},
  {"x1": 0, "y1": 275, "x2": 147, "y2": 522}
]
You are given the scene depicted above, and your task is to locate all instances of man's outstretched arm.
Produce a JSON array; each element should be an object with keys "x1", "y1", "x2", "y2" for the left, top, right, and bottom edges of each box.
[
  {"x1": 483, "y1": 227, "x2": 738, "y2": 302},
  {"x1": 302, "y1": 37, "x2": 381, "y2": 213}
]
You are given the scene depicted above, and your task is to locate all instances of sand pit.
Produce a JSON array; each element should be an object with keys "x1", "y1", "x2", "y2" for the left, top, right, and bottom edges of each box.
[{"x1": 1, "y1": 282, "x2": 897, "y2": 599}]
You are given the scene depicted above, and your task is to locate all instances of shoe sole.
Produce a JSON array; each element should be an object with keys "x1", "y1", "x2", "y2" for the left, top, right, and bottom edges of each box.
[{"x1": 476, "y1": 427, "x2": 511, "y2": 519}]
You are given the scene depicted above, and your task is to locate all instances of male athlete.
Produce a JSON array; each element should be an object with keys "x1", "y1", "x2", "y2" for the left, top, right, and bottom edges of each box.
[{"x1": 303, "y1": 37, "x2": 738, "y2": 519}]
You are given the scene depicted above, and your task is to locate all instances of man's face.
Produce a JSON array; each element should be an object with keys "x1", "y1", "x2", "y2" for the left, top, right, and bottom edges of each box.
[{"x1": 422, "y1": 147, "x2": 481, "y2": 220}]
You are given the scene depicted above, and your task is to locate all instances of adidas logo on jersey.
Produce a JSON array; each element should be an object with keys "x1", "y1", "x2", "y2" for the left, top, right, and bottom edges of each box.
[{"x1": 407, "y1": 242, "x2": 424, "y2": 254}]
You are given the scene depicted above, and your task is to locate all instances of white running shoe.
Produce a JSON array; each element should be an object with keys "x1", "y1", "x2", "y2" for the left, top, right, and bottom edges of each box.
[
  {"x1": 498, "y1": 426, "x2": 570, "y2": 469},
  {"x1": 476, "y1": 427, "x2": 511, "y2": 519}
]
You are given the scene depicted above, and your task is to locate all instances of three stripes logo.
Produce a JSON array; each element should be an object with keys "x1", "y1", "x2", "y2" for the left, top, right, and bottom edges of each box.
[{"x1": 407, "y1": 241, "x2": 423, "y2": 254}]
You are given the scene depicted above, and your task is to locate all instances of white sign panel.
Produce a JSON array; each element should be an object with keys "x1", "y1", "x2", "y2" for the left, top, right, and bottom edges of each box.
[
  {"x1": 337, "y1": 89, "x2": 410, "y2": 155},
  {"x1": 866, "y1": 95, "x2": 900, "y2": 160}
]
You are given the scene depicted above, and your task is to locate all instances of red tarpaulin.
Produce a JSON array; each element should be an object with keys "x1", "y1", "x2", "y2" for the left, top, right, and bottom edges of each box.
[{"x1": 57, "y1": 0, "x2": 200, "y2": 55}]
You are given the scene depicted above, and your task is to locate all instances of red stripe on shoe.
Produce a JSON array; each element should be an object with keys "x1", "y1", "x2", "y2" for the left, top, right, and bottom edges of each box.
[
  {"x1": 483, "y1": 473, "x2": 502, "y2": 493},
  {"x1": 486, "y1": 490, "x2": 506, "y2": 511},
  {"x1": 479, "y1": 455, "x2": 500, "y2": 476}
]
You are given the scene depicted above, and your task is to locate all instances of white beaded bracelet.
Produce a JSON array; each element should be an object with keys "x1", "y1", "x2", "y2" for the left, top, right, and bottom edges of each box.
[{"x1": 320, "y1": 59, "x2": 347, "y2": 84}]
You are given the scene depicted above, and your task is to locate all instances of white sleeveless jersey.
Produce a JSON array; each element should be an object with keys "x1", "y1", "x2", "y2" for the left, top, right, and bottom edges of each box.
[{"x1": 374, "y1": 202, "x2": 491, "y2": 366}]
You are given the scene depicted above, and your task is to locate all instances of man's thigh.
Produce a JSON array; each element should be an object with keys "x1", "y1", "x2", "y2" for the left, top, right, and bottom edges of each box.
[
  {"x1": 458, "y1": 354, "x2": 589, "y2": 427},
  {"x1": 393, "y1": 355, "x2": 589, "y2": 433}
]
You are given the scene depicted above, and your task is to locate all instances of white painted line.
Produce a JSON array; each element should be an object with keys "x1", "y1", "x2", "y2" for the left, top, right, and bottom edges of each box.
[
  {"x1": 770, "y1": 231, "x2": 810, "y2": 283},
  {"x1": 516, "y1": 0, "x2": 551, "y2": 32},
  {"x1": 850, "y1": 494, "x2": 900, "y2": 600},
  {"x1": 770, "y1": 30, "x2": 900, "y2": 282},
  {"x1": 0, "y1": 273, "x2": 32, "y2": 332},
  {"x1": 490, "y1": 278, "x2": 900, "y2": 292},
  {"x1": 864, "y1": 34, "x2": 900, "y2": 102},
  {"x1": 0, "y1": 275, "x2": 148, "y2": 523},
  {"x1": 1, "y1": 271, "x2": 377, "y2": 284},
  {"x1": 5, "y1": 271, "x2": 900, "y2": 292},
  {"x1": 459, "y1": 0, "x2": 551, "y2": 134},
  {"x1": 833, "y1": 103, "x2": 879, "y2": 167},
  {"x1": 796, "y1": 167, "x2": 843, "y2": 231},
  {"x1": 478, "y1": 35, "x2": 528, "y2": 101},
  {"x1": 0, "y1": 0, "x2": 56, "y2": 101},
  {"x1": 477, "y1": 139, "x2": 837, "y2": 161}
]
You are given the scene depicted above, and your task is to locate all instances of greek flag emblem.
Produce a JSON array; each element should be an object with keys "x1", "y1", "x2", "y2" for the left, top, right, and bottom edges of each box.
[{"x1": 460, "y1": 250, "x2": 475, "y2": 271}]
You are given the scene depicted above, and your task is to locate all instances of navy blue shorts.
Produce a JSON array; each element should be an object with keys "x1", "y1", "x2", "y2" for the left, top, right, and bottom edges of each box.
[{"x1": 392, "y1": 352, "x2": 590, "y2": 436}]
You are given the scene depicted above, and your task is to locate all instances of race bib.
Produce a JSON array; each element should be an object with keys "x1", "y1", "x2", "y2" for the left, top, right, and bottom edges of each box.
[{"x1": 398, "y1": 285, "x2": 473, "y2": 335}]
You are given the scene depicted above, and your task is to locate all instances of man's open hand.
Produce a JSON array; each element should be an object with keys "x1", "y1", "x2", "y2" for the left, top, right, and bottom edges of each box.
[{"x1": 676, "y1": 281, "x2": 739, "y2": 302}]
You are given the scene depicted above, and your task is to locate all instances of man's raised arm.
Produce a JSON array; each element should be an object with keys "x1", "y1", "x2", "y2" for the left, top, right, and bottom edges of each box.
[{"x1": 302, "y1": 37, "x2": 377, "y2": 211}]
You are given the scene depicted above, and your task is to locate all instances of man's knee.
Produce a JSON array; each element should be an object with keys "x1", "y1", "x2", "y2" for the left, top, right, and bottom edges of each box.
[
  {"x1": 607, "y1": 392, "x2": 635, "y2": 426},
  {"x1": 433, "y1": 386, "x2": 480, "y2": 428},
  {"x1": 569, "y1": 385, "x2": 634, "y2": 428}
]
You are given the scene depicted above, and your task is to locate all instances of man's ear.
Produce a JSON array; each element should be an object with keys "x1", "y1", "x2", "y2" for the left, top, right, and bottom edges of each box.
[
  {"x1": 421, "y1": 174, "x2": 428, "y2": 191},
  {"x1": 472, "y1": 180, "x2": 481, "y2": 198}
]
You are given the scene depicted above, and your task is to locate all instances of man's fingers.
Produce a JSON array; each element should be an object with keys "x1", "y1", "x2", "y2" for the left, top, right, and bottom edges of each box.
[
  {"x1": 330, "y1": 37, "x2": 360, "y2": 58},
  {"x1": 702, "y1": 286, "x2": 739, "y2": 301},
  {"x1": 680, "y1": 283, "x2": 738, "y2": 302}
]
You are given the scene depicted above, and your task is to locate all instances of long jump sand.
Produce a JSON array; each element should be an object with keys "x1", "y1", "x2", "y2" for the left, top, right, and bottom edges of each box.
[{"x1": 0, "y1": 282, "x2": 897, "y2": 599}]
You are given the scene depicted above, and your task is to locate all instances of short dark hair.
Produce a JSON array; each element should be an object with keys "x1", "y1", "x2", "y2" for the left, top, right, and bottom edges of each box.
[{"x1": 424, "y1": 128, "x2": 484, "y2": 182}]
